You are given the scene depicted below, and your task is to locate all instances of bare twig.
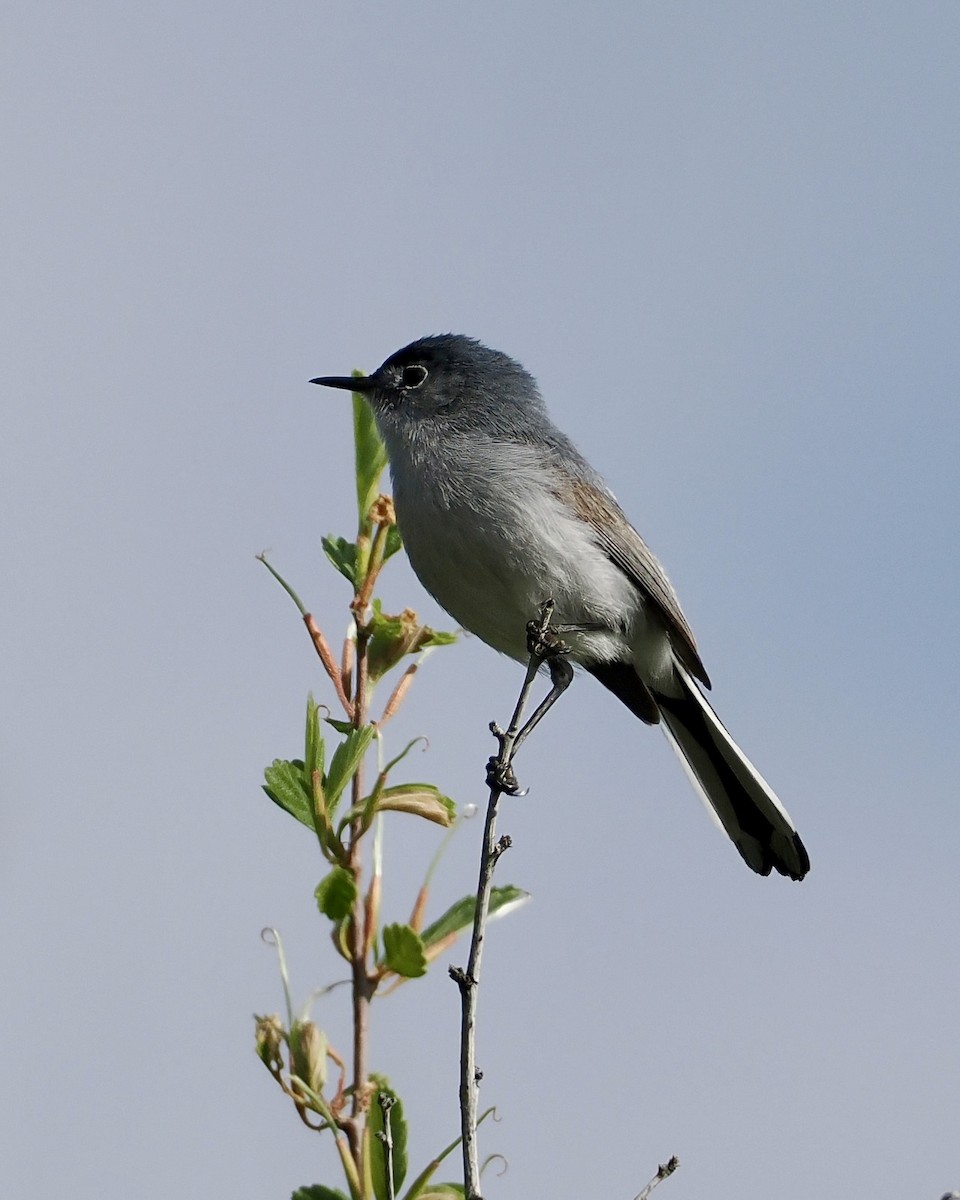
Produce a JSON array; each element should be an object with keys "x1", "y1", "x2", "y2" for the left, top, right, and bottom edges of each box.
[
  {"x1": 377, "y1": 660, "x2": 420, "y2": 726},
  {"x1": 341, "y1": 633, "x2": 355, "y2": 703},
  {"x1": 304, "y1": 613, "x2": 355, "y2": 719},
  {"x1": 452, "y1": 600, "x2": 559, "y2": 1200},
  {"x1": 632, "y1": 1155, "x2": 680, "y2": 1200},
  {"x1": 256, "y1": 553, "x2": 356, "y2": 719}
]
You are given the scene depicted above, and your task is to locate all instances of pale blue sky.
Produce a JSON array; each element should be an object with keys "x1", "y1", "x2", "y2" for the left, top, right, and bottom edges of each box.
[{"x1": 2, "y1": 4, "x2": 959, "y2": 1198}]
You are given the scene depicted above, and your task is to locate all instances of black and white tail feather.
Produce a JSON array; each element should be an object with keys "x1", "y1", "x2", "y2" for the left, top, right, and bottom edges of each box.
[
  {"x1": 653, "y1": 666, "x2": 809, "y2": 880},
  {"x1": 588, "y1": 659, "x2": 808, "y2": 879}
]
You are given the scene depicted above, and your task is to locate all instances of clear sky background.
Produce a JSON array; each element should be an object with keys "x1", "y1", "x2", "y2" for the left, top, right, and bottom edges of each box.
[{"x1": 3, "y1": 4, "x2": 959, "y2": 1198}]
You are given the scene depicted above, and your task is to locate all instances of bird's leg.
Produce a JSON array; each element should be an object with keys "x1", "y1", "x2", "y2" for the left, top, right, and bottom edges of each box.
[
  {"x1": 510, "y1": 654, "x2": 574, "y2": 758},
  {"x1": 486, "y1": 603, "x2": 591, "y2": 794}
]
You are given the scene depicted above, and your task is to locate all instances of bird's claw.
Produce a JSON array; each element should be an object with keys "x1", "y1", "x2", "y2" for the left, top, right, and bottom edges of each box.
[
  {"x1": 524, "y1": 622, "x2": 570, "y2": 662},
  {"x1": 485, "y1": 756, "x2": 527, "y2": 796}
]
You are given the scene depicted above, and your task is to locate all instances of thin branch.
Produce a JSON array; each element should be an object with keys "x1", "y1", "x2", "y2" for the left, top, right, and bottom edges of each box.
[
  {"x1": 323, "y1": 597, "x2": 375, "y2": 1168},
  {"x1": 348, "y1": 617, "x2": 373, "y2": 1126},
  {"x1": 304, "y1": 613, "x2": 355, "y2": 719},
  {"x1": 341, "y1": 633, "x2": 355, "y2": 703},
  {"x1": 257, "y1": 553, "x2": 355, "y2": 718},
  {"x1": 452, "y1": 600, "x2": 558, "y2": 1200},
  {"x1": 632, "y1": 1156, "x2": 680, "y2": 1200}
]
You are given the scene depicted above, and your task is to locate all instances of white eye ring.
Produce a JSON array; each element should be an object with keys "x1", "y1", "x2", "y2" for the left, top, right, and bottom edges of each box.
[{"x1": 400, "y1": 364, "x2": 428, "y2": 388}]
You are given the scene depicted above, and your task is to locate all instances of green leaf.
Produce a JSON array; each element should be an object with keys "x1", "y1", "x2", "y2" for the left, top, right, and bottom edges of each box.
[
  {"x1": 417, "y1": 629, "x2": 458, "y2": 648},
  {"x1": 292, "y1": 1187, "x2": 351, "y2": 1200},
  {"x1": 376, "y1": 784, "x2": 456, "y2": 827},
  {"x1": 321, "y1": 535, "x2": 359, "y2": 587},
  {"x1": 325, "y1": 726, "x2": 377, "y2": 812},
  {"x1": 418, "y1": 1189, "x2": 465, "y2": 1199},
  {"x1": 263, "y1": 759, "x2": 314, "y2": 831},
  {"x1": 338, "y1": 783, "x2": 455, "y2": 834},
  {"x1": 368, "y1": 598, "x2": 404, "y2": 635},
  {"x1": 353, "y1": 390, "x2": 388, "y2": 530},
  {"x1": 366, "y1": 601, "x2": 458, "y2": 682},
  {"x1": 324, "y1": 717, "x2": 354, "y2": 735},
  {"x1": 315, "y1": 867, "x2": 358, "y2": 921},
  {"x1": 305, "y1": 695, "x2": 326, "y2": 783},
  {"x1": 368, "y1": 1080, "x2": 408, "y2": 1200},
  {"x1": 381, "y1": 924, "x2": 427, "y2": 978},
  {"x1": 383, "y1": 524, "x2": 403, "y2": 562},
  {"x1": 333, "y1": 915, "x2": 352, "y2": 962},
  {"x1": 420, "y1": 886, "x2": 530, "y2": 951}
]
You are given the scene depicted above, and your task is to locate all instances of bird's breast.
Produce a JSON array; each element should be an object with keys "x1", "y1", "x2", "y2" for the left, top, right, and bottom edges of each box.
[{"x1": 390, "y1": 439, "x2": 638, "y2": 663}]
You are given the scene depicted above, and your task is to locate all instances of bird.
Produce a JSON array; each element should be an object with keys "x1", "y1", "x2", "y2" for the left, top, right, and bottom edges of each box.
[{"x1": 312, "y1": 334, "x2": 809, "y2": 880}]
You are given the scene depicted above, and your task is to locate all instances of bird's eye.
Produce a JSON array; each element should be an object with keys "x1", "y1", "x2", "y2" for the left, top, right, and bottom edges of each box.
[{"x1": 400, "y1": 364, "x2": 428, "y2": 388}]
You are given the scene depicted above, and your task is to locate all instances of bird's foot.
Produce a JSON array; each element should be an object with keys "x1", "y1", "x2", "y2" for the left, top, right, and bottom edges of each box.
[
  {"x1": 525, "y1": 623, "x2": 570, "y2": 661},
  {"x1": 485, "y1": 755, "x2": 526, "y2": 796}
]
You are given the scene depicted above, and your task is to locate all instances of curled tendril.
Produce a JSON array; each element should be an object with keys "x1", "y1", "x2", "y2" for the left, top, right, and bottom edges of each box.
[
  {"x1": 260, "y1": 927, "x2": 294, "y2": 1026},
  {"x1": 481, "y1": 1152, "x2": 508, "y2": 1179}
]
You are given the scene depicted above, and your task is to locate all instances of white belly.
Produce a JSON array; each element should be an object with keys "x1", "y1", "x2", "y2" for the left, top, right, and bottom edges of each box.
[{"x1": 392, "y1": 440, "x2": 640, "y2": 666}]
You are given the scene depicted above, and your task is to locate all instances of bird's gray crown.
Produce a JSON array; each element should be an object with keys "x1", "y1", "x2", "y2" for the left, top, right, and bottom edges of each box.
[{"x1": 369, "y1": 334, "x2": 549, "y2": 427}]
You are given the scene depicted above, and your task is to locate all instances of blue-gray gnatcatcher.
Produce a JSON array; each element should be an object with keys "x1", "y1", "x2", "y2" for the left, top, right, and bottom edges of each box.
[{"x1": 313, "y1": 335, "x2": 809, "y2": 880}]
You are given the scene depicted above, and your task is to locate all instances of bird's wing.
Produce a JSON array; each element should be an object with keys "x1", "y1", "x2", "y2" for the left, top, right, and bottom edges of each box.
[{"x1": 567, "y1": 476, "x2": 712, "y2": 687}]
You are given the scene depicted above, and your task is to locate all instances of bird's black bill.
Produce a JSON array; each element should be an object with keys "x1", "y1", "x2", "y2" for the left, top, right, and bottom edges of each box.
[{"x1": 310, "y1": 374, "x2": 375, "y2": 392}]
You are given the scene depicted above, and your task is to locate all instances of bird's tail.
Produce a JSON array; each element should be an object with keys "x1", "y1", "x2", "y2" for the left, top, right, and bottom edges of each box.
[{"x1": 651, "y1": 666, "x2": 809, "y2": 880}]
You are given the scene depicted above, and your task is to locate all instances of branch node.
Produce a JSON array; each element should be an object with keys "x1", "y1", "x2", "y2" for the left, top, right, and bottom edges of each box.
[
  {"x1": 449, "y1": 965, "x2": 476, "y2": 992},
  {"x1": 485, "y1": 756, "x2": 526, "y2": 796},
  {"x1": 491, "y1": 835, "x2": 512, "y2": 865},
  {"x1": 632, "y1": 1154, "x2": 680, "y2": 1200}
]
